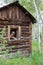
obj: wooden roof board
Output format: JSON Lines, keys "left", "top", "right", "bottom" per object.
{"left": 0, "top": 1, "right": 36, "bottom": 24}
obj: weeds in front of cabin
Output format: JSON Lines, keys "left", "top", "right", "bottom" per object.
{"left": 0, "top": 26, "right": 14, "bottom": 55}
{"left": 0, "top": 51, "right": 42, "bottom": 65}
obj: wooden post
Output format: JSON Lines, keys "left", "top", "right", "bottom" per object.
{"left": 17, "top": 7, "right": 19, "bottom": 19}
{"left": 19, "top": 26, "right": 21, "bottom": 38}
{"left": 8, "top": 25, "right": 10, "bottom": 41}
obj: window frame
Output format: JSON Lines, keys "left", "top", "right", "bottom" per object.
{"left": 8, "top": 25, "right": 21, "bottom": 41}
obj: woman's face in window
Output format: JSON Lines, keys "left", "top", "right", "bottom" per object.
{"left": 11, "top": 31, "right": 15, "bottom": 36}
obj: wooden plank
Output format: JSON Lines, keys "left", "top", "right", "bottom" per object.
{"left": 17, "top": 7, "right": 19, "bottom": 19}
{"left": 8, "top": 25, "right": 10, "bottom": 40}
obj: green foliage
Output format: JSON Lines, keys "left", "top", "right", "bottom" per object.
{"left": 11, "top": 51, "right": 22, "bottom": 58}
{"left": 28, "top": 51, "right": 42, "bottom": 65}
{"left": 32, "top": 40, "right": 38, "bottom": 51}
{"left": 39, "top": 0, "right": 43, "bottom": 10}
{"left": 0, "top": 51, "right": 42, "bottom": 65}
{"left": 0, "top": 26, "right": 7, "bottom": 46}
{"left": 20, "top": 0, "right": 35, "bottom": 14}
{"left": 0, "top": 26, "right": 7, "bottom": 44}
{"left": 40, "top": 4, "right": 43, "bottom": 10}
{"left": 0, "top": 26, "right": 8, "bottom": 54}
{"left": 0, "top": 26, "right": 16, "bottom": 55}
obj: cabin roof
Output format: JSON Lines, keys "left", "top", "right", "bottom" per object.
{"left": 0, "top": 1, "right": 36, "bottom": 24}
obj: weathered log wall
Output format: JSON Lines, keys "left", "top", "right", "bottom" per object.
{"left": 0, "top": 23, "right": 32, "bottom": 56}
{"left": 0, "top": 4, "right": 32, "bottom": 56}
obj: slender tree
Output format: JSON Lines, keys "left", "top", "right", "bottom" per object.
{"left": 33, "top": 0, "right": 41, "bottom": 52}
{"left": 33, "top": 0, "right": 43, "bottom": 53}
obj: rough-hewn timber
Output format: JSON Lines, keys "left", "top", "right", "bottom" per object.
{"left": 0, "top": 1, "right": 35, "bottom": 56}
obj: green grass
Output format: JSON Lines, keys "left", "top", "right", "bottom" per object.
{"left": 32, "top": 40, "right": 38, "bottom": 51}
{"left": 0, "top": 40, "right": 42, "bottom": 65}
{"left": 0, "top": 51, "right": 42, "bottom": 65}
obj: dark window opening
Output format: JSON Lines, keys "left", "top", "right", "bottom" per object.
{"left": 10, "top": 28, "right": 18, "bottom": 41}
{"left": 10, "top": 28, "right": 17, "bottom": 37}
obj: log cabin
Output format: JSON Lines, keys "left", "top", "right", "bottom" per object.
{"left": 0, "top": 1, "right": 36, "bottom": 56}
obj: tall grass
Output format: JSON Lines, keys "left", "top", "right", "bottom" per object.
{"left": 0, "top": 51, "right": 42, "bottom": 65}
{"left": 28, "top": 51, "right": 42, "bottom": 65}
{"left": 32, "top": 40, "right": 38, "bottom": 51}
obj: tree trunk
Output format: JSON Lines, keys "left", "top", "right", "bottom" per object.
{"left": 33, "top": 0, "right": 41, "bottom": 53}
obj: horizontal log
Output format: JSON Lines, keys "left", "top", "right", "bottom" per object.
{"left": 8, "top": 40, "right": 29, "bottom": 44}
{"left": 0, "top": 18, "right": 30, "bottom": 22}
{"left": 9, "top": 48, "right": 30, "bottom": 53}
{"left": 7, "top": 42, "right": 30, "bottom": 46}
{"left": 0, "top": 21, "right": 29, "bottom": 26}
{"left": 6, "top": 42, "right": 30, "bottom": 47}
